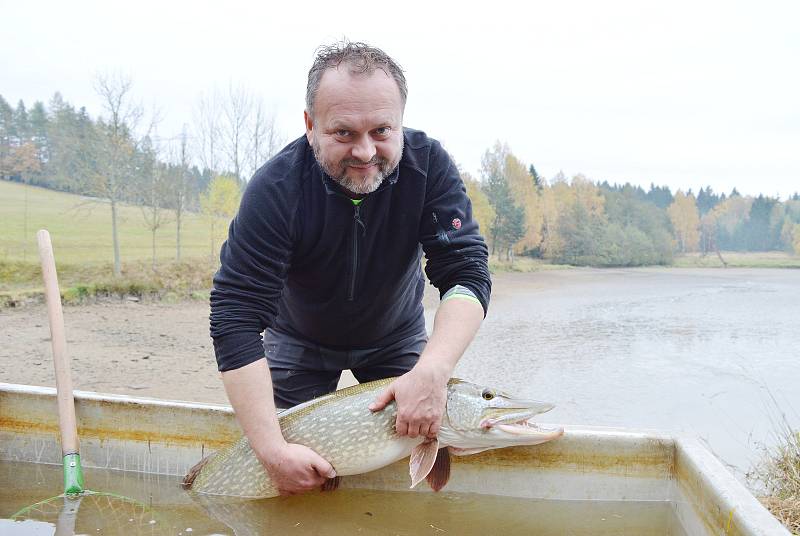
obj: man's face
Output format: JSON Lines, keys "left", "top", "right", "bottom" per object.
{"left": 305, "top": 67, "right": 404, "bottom": 195}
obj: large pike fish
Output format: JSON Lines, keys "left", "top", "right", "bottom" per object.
{"left": 183, "top": 377, "right": 563, "bottom": 498}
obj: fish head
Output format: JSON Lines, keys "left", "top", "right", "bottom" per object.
{"left": 439, "top": 379, "right": 563, "bottom": 449}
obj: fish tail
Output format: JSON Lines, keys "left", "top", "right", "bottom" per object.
{"left": 181, "top": 452, "right": 216, "bottom": 489}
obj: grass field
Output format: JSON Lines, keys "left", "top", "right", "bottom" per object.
{"left": 1, "top": 180, "right": 226, "bottom": 306}
{"left": 0, "top": 180, "right": 222, "bottom": 265}
{"left": 673, "top": 251, "right": 800, "bottom": 269}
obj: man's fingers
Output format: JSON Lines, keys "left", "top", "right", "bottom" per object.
{"left": 419, "top": 423, "right": 432, "bottom": 439}
{"left": 428, "top": 421, "right": 441, "bottom": 438}
{"left": 369, "top": 386, "right": 396, "bottom": 412}
{"left": 394, "top": 416, "right": 409, "bottom": 436}
{"left": 312, "top": 457, "right": 337, "bottom": 479}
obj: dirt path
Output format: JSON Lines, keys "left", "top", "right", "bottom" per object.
{"left": 0, "top": 300, "right": 227, "bottom": 403}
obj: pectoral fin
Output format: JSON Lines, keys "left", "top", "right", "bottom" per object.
{"left": 409, "top": 438, "right": 439, "bottom": 489}
{"left": 426, "top": 447, "right": 451, "bottom": 492}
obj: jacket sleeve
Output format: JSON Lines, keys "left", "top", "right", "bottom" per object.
{"left": 209, "top": 171, "right": 295, "bottom": 371}
{"left": 420, "top": 141, "right": 492, "bottom": 316}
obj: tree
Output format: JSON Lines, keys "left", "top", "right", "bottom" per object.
{"left": 646, "top": 183, "right": 674, "bottom": 209}
{"left": 0, "top": 95, "right": 13, "bottom": 180}
{"left": 194, "top": 85, "right": 282, "bottom": 183}
{"left": 170, "top": 125, "right": 194, "bottom": 261}
{"left": 9, "top": 142, "right": 42, "bottom": 262}
{"left": 506, "top": 153, "right": 543, "bottom": 254}
{"left": 194, "top": 90, "right": 222, "bottom": 175}
{"left": 529, "top": 164, "right": 542, "bottom": 190}
{"left": 136, "top": 136, "right": 172, "bottom": 270}
{"left": 667, "top": 191, "right": 700, "bottom": 252}
{"left": 249, "top": 101, "right": 283, "bottom": 179}
{"left": 92, "top": 72, "right": 145, "bottom": 276}
{"left": 480, "top": 142, "right": 526, "bottom": 260}
{"left": 696, "top": 186, "right": 720, "bottom": 215}
{"left": 553, "top": 176, "right": 607, "bottom": 265}
{"left": 221, "top": 83, "right": 252, "bottom": 183}
{"left": 461, "top": 170, "right": 494, "bottom": 238}
{"left": 602, "top": 187, "right": 673, "bottom": 265}
{"left": 740, "top": 195, "right": 779, "bottom": 251}
{"left": 28, "top": 101, "right": 49, "bottom": 176}
{"left": 200, "top": 175, "right": 241, "bottom": 258}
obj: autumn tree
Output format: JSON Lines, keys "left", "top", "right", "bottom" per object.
{"left": 200, "top": 175, "right": 241, "bottom": 258}
{"left": 667, "top": 191, "right": 700, "bottom": 252}
{"left": 506, "top": 152, "right": 543, "bottom": 254}
{"left": 461, "top": 170, "right": 494, "bottom": 238}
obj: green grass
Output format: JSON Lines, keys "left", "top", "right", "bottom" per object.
{"left": 0, "top": 180, "right": 225, "bottom": 306}
{"left": 673, "top": 251, "right": 800, "bottom": 269}
{"left": 0, "top": 180, "right": 223, "bottom": 264}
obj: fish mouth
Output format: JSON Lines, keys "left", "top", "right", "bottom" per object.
{"left": 479, "top": 398, "right": 555, "bottom": 429}
{"left": 494, "top": 420, "right": 564, "bottom": 440}
{"left": 478, "top": 399, "right": 563, "bottom": 442}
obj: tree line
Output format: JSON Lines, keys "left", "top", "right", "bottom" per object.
{"left": 0, "top": 75, "right": 280, "bottom": 273}
{"left": 465, "top": 142, "right": 800, "bottom": 266}
{"left": 2, "top": 83, "right": 799, "bottom": 271}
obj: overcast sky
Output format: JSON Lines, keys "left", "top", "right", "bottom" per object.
{"left": 2, "top": 0, "right": 798, "bottom": 198}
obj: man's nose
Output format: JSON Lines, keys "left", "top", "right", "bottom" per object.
{"left": 351, "top": 135, "right": 376, "bottom": 163}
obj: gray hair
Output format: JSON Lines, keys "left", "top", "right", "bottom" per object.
{"left": 306, "top": 41, "right": 407, "bottom": 117}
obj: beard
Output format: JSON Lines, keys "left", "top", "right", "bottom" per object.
{"left": 312, "top": 136, "right": 403, "bottom": 196}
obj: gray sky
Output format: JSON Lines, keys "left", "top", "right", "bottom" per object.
{"left": 2, "top": 0, "right": 798, "bottom": 198}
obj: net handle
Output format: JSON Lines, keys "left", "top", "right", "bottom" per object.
{"left": 37, "top": 230, "right": 80, "bottom": 456}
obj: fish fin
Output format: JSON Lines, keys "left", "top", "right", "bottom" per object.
{"left": 409, "top": 438, "right": 439, "bottom": 489}
{"left": 321, "top": 476, "right": 341, "bottom": 493}
{"left": 448, "top": 446, "right": 493, "bottom": 456}
{"left": 181, "top": 453, "right": 216, "bottom": 489}
{"left": 426, "top": 447, "right": 451, "bottom": 492}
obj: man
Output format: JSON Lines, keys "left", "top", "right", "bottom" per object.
{"left": 210, "top": 41, "right": 491, "bottom": 495}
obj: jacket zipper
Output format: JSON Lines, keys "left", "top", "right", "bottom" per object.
{"left": 349, "top": 203, "right": 366, "bottom": 301}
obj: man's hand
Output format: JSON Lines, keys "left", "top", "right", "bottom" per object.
{"left": 257, "top": 441, "right": 336, "bottom": 496}
{"left": 369, "top": 363, "right": 449, "bottom": 438}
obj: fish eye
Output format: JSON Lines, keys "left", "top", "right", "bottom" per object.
{"left": 482, "top": 390, "right": 494, "bottom": 400}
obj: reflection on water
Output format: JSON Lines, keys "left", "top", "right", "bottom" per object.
{"left": 455, "top": 268, "right": 800, "bottom": 474}
{"left": 0, "top": 461, "right": 688, "bottom": 535}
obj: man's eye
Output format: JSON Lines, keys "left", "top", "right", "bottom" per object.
{"left": 336, "top": 130, "right": 350, "bottom": 137}
{"left": 374, "top": 127, "right": 391, "bottom": 136}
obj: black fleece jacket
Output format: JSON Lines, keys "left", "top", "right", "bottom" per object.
{"left": 210, "top": 128, "right": 491, "bottom": 371}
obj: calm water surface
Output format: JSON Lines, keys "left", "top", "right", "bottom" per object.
{"left": 451, "top": 268, "right": 800, "bottom": 475}
{"left": 0, "top": 461, "right": 686, "bottom": 536}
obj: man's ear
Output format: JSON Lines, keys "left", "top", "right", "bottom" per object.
{"left": 304, "top": 110, "right": 313, "bottom": 144}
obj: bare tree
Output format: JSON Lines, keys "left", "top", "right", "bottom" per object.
{"left": 137, "top": 135, "right": 172, "bottom": 270}
{"left": 92, "top": 72, "right": 145, "bottom": 276}
{"left": 249, "top": 101, "right": 283, "bottom": 179}
{"left": 173, "top": 125, "right": 192, "bottom": 261}
{"left": 221, "top": 83, "right": 252, "bottom": 183}
{"left": 194, "top": 85, "right": 283, "bottom": 184}
{"left": 193, "top": 90, "right": 221, "bottom": 174}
